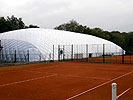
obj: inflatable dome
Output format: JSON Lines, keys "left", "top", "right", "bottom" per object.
{"left": 0, "top": 28, "right": 123, "bottom": 62}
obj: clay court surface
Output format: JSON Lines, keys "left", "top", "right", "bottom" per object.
{"left": 0, "top": 62, "right": 132, "bottom": 100}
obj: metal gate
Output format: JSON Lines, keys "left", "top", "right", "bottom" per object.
{"left": 58, "top": 45, "right": 73, "bottom": 61}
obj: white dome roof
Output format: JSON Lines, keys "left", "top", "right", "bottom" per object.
{"left": 0, "top": 28, "right": 123, "bottom": 62}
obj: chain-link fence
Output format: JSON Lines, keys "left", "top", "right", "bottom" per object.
{"left": 57, "top": 44, "right": 133, "bottom": 64}
{"left": 0, "top": 49, "right": 54, "bottom": 63}
{"left": 0, "top": 43, "right": 132, "bottom": 64}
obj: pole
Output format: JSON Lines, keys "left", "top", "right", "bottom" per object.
{"left": 122, "top": 49, "right": 124, "bottom": 63}
{"left": 103, "top": 44, "right": 105, "bottom": 63}
{"left": 58, "top": 45, "right": 60, "bottom": 61}
{"left": 53, "top": 45, "right": 54, "bottom": 61}
{"left": 27, "top": 50, "right": 29, "bottom": 62}
{"left": 86, "top": 44, "right": 88, "bottom": 62}
{"left": 112, "top": 83, "right": 117, "bottom": 100}
{"left": 0, "top": 40, "right": 1, "bottom": 62}
{"left": 0, "top": 40, "right": 3, "bottom": 62}
{"left": 71, "top": 45, "right": 73, "bottom": 61}
{"left": 14, "top": 50, "right": 16, "bottom": 63}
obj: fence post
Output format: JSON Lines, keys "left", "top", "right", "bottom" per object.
{"left": 27, "top": 50, "right": 29, "bottom": 62}
{"left": 58, "top": 45, "right": 60, "bottom": 61}
{"left": 0, "top": 53, "right": 2, "bottom": 63}
{"left": 14, "top": 50, "right": 16, "bottom": 63}
{"left": 39, "top": 54, "right": 41, "bottom": 62}
{"left": 130, "top": 54, "right": 131, "bottom": 64}
{"left": 53, "top": 45, "right": 54, "bottom": 61}
{"left": 63, "top": 45, "right": 65, "bottom": 61}
{"left": 86, "top": 44, "right": 88, "bottom": 62}
{"left": 0, "top": 40, "right": 3, "bottom": 62}
{"left": 71, "top": 45, "right": 73, "bottom": 61}
{"left": 122, "top": 50, "right": 124, "bottom": 63}
{"left": 103, "top": 44, "right": 105, "bottom": 63}
{"left": 112, "top": 83, "right": 117, "bottom": 100}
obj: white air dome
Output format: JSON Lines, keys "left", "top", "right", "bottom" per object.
{"left": 0, "top": 28, "right": 123, "bottom": 62}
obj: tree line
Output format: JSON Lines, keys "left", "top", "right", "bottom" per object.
{"left": 55, "top": 20, "right": 133, "bottom": 54}
{"left": 0, "top": 16, "right": 132, "bottom": 54}
{"left": 0, "top": 15, "right": 39, "bottom": 33}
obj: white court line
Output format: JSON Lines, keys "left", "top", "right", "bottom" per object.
{"left": 0, "top": 74, "right": 57, "bottom": 87}
{"left": 97, "top": 68, "right": 126, "bottom": 71}
{"left": 23, "top": 70, "right": 109, "bottom": 80}
{"left": 28, "top": 65, "right": 59, "bottom": 70}
{"left": 58, "top": 74, "right": 110, "bottom": 80}
{"left": 21, "top": 70, "right": 45, "bottom": 74}
{"left": 0, "top": 65, "right": 59, "bottom": 74}
{"left": 66, "top": 71, "right": 133, "bottom": 100}
{"left": 117, "top": 88, "right": 131, "bottom": 99}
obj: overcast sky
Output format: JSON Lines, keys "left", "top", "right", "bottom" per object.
{"left": 0, "top": 0, "right": 133, "bottom": 32}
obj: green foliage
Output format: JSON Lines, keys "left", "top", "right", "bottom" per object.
{"left": 7, "top": 15, "right": 25, "bottom": 29}
{"left": 55, "top": 19, "right": 79, "bottom": 32}
{"left": 55, "top": 20, "right": 91, "bottom": 34}
{"left": 55, "top": 20, "right": 133, "bottom": 54}
{"left": 26, "top": 24, "right": 39, "bottom": 28}
{"left": 0, "top": 17, "right": 13, "bottom": 33}
{"left": 0, "top": 15, "right": 39, "bottom": 33}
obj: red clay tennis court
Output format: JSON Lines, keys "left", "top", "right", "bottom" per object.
{"left": 0, "top": 62, "right": 132, "bottom": 100}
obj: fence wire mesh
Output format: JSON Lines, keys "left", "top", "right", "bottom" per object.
{"left": 57, "top": 44, "right": 133, "bottom": 64}
{"left": 0, "top": 43, "right": 132, "bottom": 64}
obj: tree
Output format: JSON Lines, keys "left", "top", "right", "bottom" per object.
{"left": 55, "top": 20, "right": 92, "bottom": 34}
{"left": 90, "top": 28, "right": 105, "bottom": 38}
{"left": 0, "top": 17, "right": 7, "bottom": 33}
{"left": 26, "top": 24, "right": 39, "bottom": 28}
{"left": 0, "top": 17, "right": 14, "bottom": 33}
{"left": 7, "top": 15, "right": 25, "bottom": 29}
{"left": 0, "top": 15, "right": 25, "bottom": 33}
{"left": 127, "top": 32, "right": 133, "bottom": 52}
{"left": 0, "top": 15, "right": 40, "bottom": 33}
{"left": 55, "top": 19, "right": 79, "bottom": 32}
